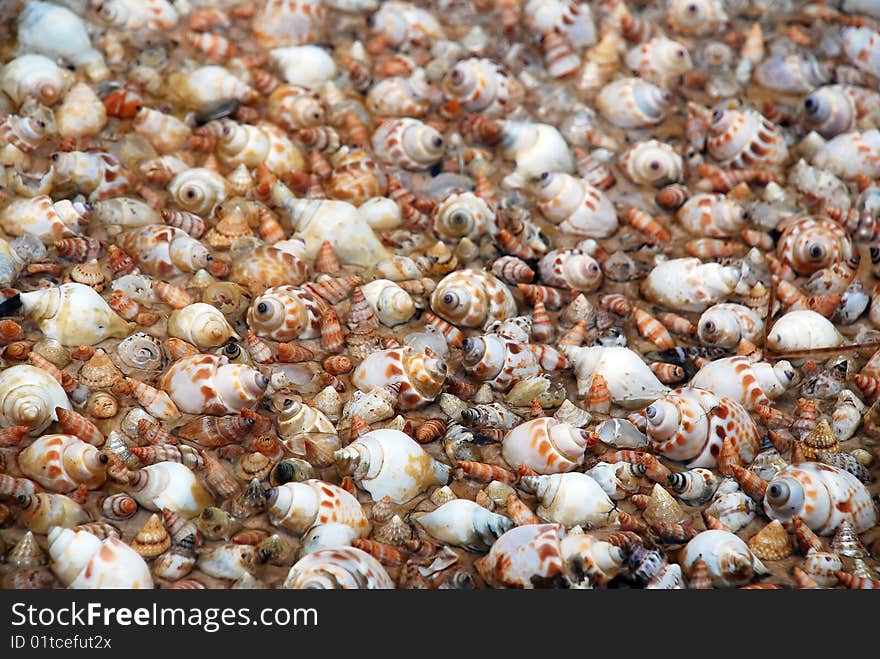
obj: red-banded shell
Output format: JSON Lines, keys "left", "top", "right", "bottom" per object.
{"left": 430, "top": 270, "right": 516, "bottom": 328}
{"left": 371, "top": 117, "right": 444, "bottom": 171}
{"left": 247, "top": 285, "right": 326, "bottom": 341}
{"left": 707, "top": 107, "right": 788, "bottom": 169}
{"left": 776, "top": 216, "right": 854, "bottom": 276}
{"left": 677, "top": 193, "right": 748, "bottom": 238}
{"left": 325, "top": 148, "right": 386, "bottom": 206}
{"left": 690, "top": 357, "right": 795, "bottom": 410}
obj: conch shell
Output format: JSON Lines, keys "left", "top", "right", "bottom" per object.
{"left": 157, "top": 354, "right": 269, "bottom": 415}
{"left": 416, "top": 499, "right": 513, "bottom": 551}
{"left": 19, "top": 283, "right": 132, "bottom": 346}
{"left": 561, "top": 345, "right": 668, "bottom": 407}
{"left": 519, "top": 472, "right": 618, "bottom": 528}
{"left": 17, "top": 434, "right": 107, "bottom": 492}
{"left": 641, "top": 258, "right": 743, "bottom": 313}
{"left": 690, "top": 357, "right": 795, "bottom": 410}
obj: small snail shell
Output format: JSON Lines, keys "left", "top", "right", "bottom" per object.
{"left": 18, "top": 434, "right": 107, "bottom": 493}
{"left": 253, "top": 0, "right": 326, "bottom": 48}
{"left": 519, "top": 472, "right": 617, "bottom": 529}
{"left": 677, "top": 194, "right": 748, "bottom": 238}
{"left": 128, "top": 462, "right": 213, "bottom": 518}
{"left": 0, "top": 54, "right": 69, "bottom": 107}
{"left": 461, "top": 333, "right": 538, "bottom": 392}
{"left": 277, "top": 402, "right": 336, "bottom": 440}
{"left": 434, "top": 192, "right": 494, "bottom": 242}
{"left": 502, "top": 418, "right": 591, "bottom": 474}
{"left": 360, "top": 279, "right": 416, "bottom": 327}
{"left": 157, "top": 354, "right": 269, "bottom": 416}
{"left": 268, "top": 85, "right": 325, "bottom": 130}
{"left": 93, "top": 0, "right": 179, "bottom": 31}
{"left": 52, "top": 151, "right": 128, "bottom": 201}
{"left": 167, "top": 167, "right": 228, "bottom": 216}
{"left": 297, "top": 523, "right": 355, "bottom": 557}
{"left": 369, "top": 1, "right": 444, "bottom": 50}
{"left": 832, "top": 390, "right": 865, "bottom": 442}
{"left": 645, "top": 387, "right": 761, "bottom": 468}
{"left": 538, "top": 249, "right": 603, "bottom": 292}
{"left": 524, "top": 0, "right": 596, "bottom": 48}
{"left": 283, "top": 547, "right": 393, "bottom": 589}
{"left": 596, "top": 78, "right": 670, "bottom": 129}
{"left": 764, "top": 462, "right": 877, "bottom": 535}
{"left": 55, "top": 82, "right": 106, "bottom": 138}
{"left": 532, "top": 172, "right": 618, "bottom": 237}
{"left": 168, "top": 65, "right": 257, "bottom": 112}
{"left": 707, "top": 107, "right": 788, "bottom": 169}
{"left": 697, "top": 303, "right": 764, "bottom": 348}
{"left": 619, "top": 140, "right": 684, "bottom": 188}
{"left": 666, "top": 0, "right": 727, "bottom": 36}
{"left": 766, "top": 310, "right": 844, "bottom": 352}
{"left": 266, "top": 479, "right": 370, "bottom": 535}
{"left": 416, "top": 499, "right": 513, "bottom": 551}
{"left": 755, "top": 54, "right": 831, "bottom": 94}
{"left": 802, "top": 85, "right": 880, "bottom": 139}
{"left": 624, "top": 37, "right": 692, "bottom": 86}
{"left": 442, "top": 58, "right": 519, "bottom": 116}
{"left": 351, "top": 348, "right": 447, "bottom": 410}
{"left": 842, "top": 27, "right": 880, "bottom": 79}
{"left": 47, "top": 527, "right": 152, "bottom": 589}
{"left": 0, "top": 365, "right": 71, "bottom": 434}
{"left": 115, "top": 332, "right": 165, "bottom": 375}
{"left": 430, "top": 270, "right": 516, "bottom": 328}
{"left": 17, "top": 2, "right": 108, "bottom": 81}
{"left": 641, "top": 257, "right": 743, "bottom": 313}
{"left": 167, "top": 303, "right": 239, "bottom": 349}
{"left": 585, "top": 462, "right": 641, "bottom": 500}
{"left": 498, "top": 121, "right": 575, "bottom": 189}
{"left": 271, "top": 45, "right": 337, "bottom": 88}
{"left": 777, "top": 216, "right": 854, "bottom": 276}
{"left": 326, "top": 148, "right": 386, "bottom": 207}
{"left": 247, "top": 285, "right": 326, "bottom": 342}
{"left": 681, "top": 530, "right": 763, "bottom": 588}
{"left": 133, "top": 107, "right": 190, "bottom": 154}
{"left": 0, "top": 196, "right": 80, "bottom": 244}
{"left": 92, "top": 197, "right": 161, "bottom": 229}
{"left": 371, "top": 118, "right": 444, "bottom": 171}
{"left": 667, "top": 468, "right": 719, "bottom": 505}
{"left": 118, "top": 225, "right": 212, "bottom": 277}
{"left": 196, "top": 544, "right": 258, "bottom": 581}
{"left": 334, "top": 429, "right": 451, "bottom": 503}
{"left": 368, "top": 68, "right": 433, "bottom": 118}
{"left": 18, "top": 493, "right": 89, "bottom": 534}
{"left": 690, "top": 357, "right": 795, "bottom": 410}
{"left": 560, "top": 345, "right": 668, "bottom": 407}
{"left": 811, "top": 130, "right": 880, "bottom": 181}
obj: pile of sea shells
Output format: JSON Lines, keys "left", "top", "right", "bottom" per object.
{"left": 1, "top": 0, "right": 880, "bottom": 590}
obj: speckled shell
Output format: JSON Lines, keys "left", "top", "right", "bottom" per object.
{"left": 533, "top": 173, "right": 618, "bottom": 237}
{"left": 562, "top": 345, "right": 669, "bottom": 407}
{"left": 20, "top": 283, "right": 131, "bottom": 347}
{"left": 48, "top": 527, "right": 152, "bottom": 589}
{"left": 167, "top": 168, "right": 228, "bottom": 216}
{"left": 677, "top": 194, "right": 748, "bottom": 238}
{"left": 351, "top": 347, "right": 447, "bottom": 410}
{"left": 0, "top": 196, "right": 81, "bottom": 244}
{"left": 697, "top": 303, "right": 764, "bottom": 348}
{"left": 641, "top": 258, "right": 742, "bottom": 313}
{"left": 230, "top": 245, "right": 310, "bottom": 292}
{"left": 596, "top": 78, "right": 670, "bottom": 129}
{"left": 666, "top": 0, "right": 727, "bottom": 36}
{"left": 253, "top": 0, "right": 326, "bottom": 48}
{"left": 524, "top": 0, "right": 596, "bottom": 49}
{"left": 167, "top": 303, "right": 239, "bottom": 349}
{"left": 158, "top": 354, "right": 268, "bottom": 416}
{"left": 128, "top": 462, "right": 213, "bottom": 518}
{"left": 55, "top": 82, "right": 106, "bottom": 138}
{"left": 645, "top": 387, "right": 761, "bottom": 468}
{"left": 370, "top": 1, "right": 444, "bottom": 50}
{"left": 521, "top": 472, "right": 617, "bottom": 528}
{"left": 416, "top": 499, "right": 513, "bottom": 550}
{"left": 18, "top": 434, "right": 106, "bottom": 492}
{"left": 325, "top": 149, "right": 386, "bottom": 207}
{"left": 810, "top": 130, "right": 880, "bottom": 180}
{"left": 371, "top": 118, "right": 444, "bottom": 171}
{"left": 499, "top": 121, "right": 575, "bottom": 189}
{"left": 690, "top": 357, "right": 795, "bottom": 410}
{"left": 283, "top": 547, "right": 393, "bottom": 589}
{"left": 842, "top": 27, "right": 880, "bottom": 79}
{"left": 766, "top": 310, "right": 844, "bottom": 352}
{"left": 434, "top": 192, "right": 494, "bottom": 242}
{"left": 268, "top": 84, "right": 325, "bottom": 130}
{"left": 168, "top": 66, "right": 257, "bottom": 112}
{"left": 538, "top": 249, "right": 603, "bottom": 291}
{"left": 777, "top": 217, "right": 854, "bottom": 276}
{"left": 334, "top": 429, "right": 450, "bottom": 503}
{"left": 502, "top": 418, "right": 590, "bottom": 475}
{"left": 266, "top": 479, "right": 370, "bottom": 535}
{"left": 118, "top": 225, "right": 211, "bottom": 278}
{"left": 430, "top": 270, "right": 516, "bottom": 328}
{"left": 475, "top": 523, "right": 566, "bottom": 588}
{"left": 247, "top": 285, "right": 326, "bottom": 342}
{"left": 360, "top": 280, "right": 416, "bottom": 327}
{"left": 681, "top": 530, "right": 760, "bottom": 588}
{"left": 461, "top": 334, "right": 538, "bottom": 392}
{"left": 764, "top": 462, "right": 878, "bottom": 535}
{"left": 0, "top": 54, "right": 69, "bottom": 107}
{"left": 442, "top": 58, "right": 519, "bottom": 116}
{"left": 619, "top": 140, "right": 684, "bottom": 188}
{"left": 17, "top": 2, "right": 108, "bottom": 80}
{"left": 708, "top": 108, "right": 788, "bottom": 169}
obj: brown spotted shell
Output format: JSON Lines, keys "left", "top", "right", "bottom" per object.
{"left": 351, "top": 346, "right": 447, "bottom": 410}
{"left": 776, "top": 216, "right": 854, "bottom": 276}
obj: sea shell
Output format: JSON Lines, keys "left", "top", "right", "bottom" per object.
{"left": 19, "top": 283, "right": 131, "bottom": 346}
{"left": 690, "top": 357, "right": 795, "bottom": 410}
{"left": 538, "top": 249, "right": 603, "bottom": 292}
{"left": 747, "top": 520, "right": 792, "bottom": 561}
{"left": 619, "top": 140, "right": 684, "bottom": 188}
{"left": 519, "top": 472, "right": 617, "bottom": 529}
{"left": 283, "top": 547, "right": 393, "bottom": 589}
{"left": 47, "top": 527, "right": 152, "bottom": 588}
{"left": 168, "top": 66, "right": 256, "bottom": 112}
{"left": 641, "top": 258, "right": 743, "bottom": 313}
{"left": 334, "top": 429, "right": 451, "bottom": 503}
{"left": 167, "top": 168, "right": 228, "bottom": 216}
{"left": 804, "top": 85, "right": 880, "bottom": 139}
{"left": 496, "top": 121, "right": 575, "bottom": 189}
{"left": 842, "top": 27, "right": 880, "bottom": 79}
{"left": 532, "top": 173, "right": 617, "bottom": 238}
{"left": 442, "top": 58, "right": 519, "bottom": 116}
{"left": 755, "top": 54, "right": 831, "bottom": 95}
{"left": 677, "top": 194, "right": 748, "bottom": 238}
{"left": 128, "top": 462, "right": 212, "bottom": 518}
{"left": 502, "top": 418, "right": 591, "bottom": 475}
{"left": 561, "top": 345, "right": 668, "bottom": 407}
{"left": 596, "top": 78, "right": 670, "bottom": 129}
{"left": 523, "top": 0, "right": 596, "bottom": 49}
{"left": 666, "top": 0, "right": 727, "bottom": 36}
{"left": 253, "top": 0, "right": 325, "bottom": 48}
{"left": 325, "top": 148, "right": 386, "bottom": 207}
{"left": 17, "top": 434, "right": 107, "bottom": 492}
{"left": 697, "top": 303, "right": 764, "bottom": 349}
{"left": 624, "top": 37, "right": 692, "bottom": 86}
{"left": 681, "top": 530, "right": 764, "bottom": 588}
{"left": 810, "top": 131, "right": 880, "bottom": 180}
{"left": 18, "top": 493, "right": 89, "bottom": 534}
{"left": 360, "top": 280, "right": 416, "bottom": 327}
{"left": 0, "top": 54, "right": 69, "bottom": 107}
{"left": 433, "top": 192, "right": 494, "bottom": 242}
{"left": 157, "top": 354, "right": 269, "bottom": 415}
{"left": 430, "top": 270, "right": 516, "bottom": 327}
{"left": 0, "top": 364, "right": 71, "bottom": 434}
{"left": 668, "top": 468, "right": 719, "bottom": 505}
{"left": 271, "top": 46, "right": 337, "bottom": 88}
{"left": 265, "top": 479, "right": 370, "bottom": 536}
{"left": 416, "top": 499, "right": 513, "bottom": 551}
{"left": 351, "top": 347, "right": 446, "bottom": 410}
{"left": 0, "top": 196, "right": 80, "bottom": 244}
{"left": 707, "top": 107, "right": 788, "bottom": 170}
{"left": 369, "top": 1, "right": 444, "bottom": 50}
{"left": 167, "top": 303, "right": 239, "bottom": 349}
{"left": 766, "top": 310, "right": 845, "bottom": 352}
{"left": 371, "top": 118, "right": 444, "bottom": 171}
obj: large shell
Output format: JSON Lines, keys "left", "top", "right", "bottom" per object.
{"left": 253, "top": 0, "right": 326, "bottom": 48}
{"left": 334, "top": 429, "right": 451, "bottom": 503}
{"left": 167, "top": 168, "right": 228, "bottom": 216}
{"left": 416, "top": 499, "right": 513, "bottom": 550}
{"left": 707, "top": 107, "right": 788, "bottom": 169}
{"left": 842, "top": 27, "right": 880, "bottom": 79}
{"left": 157, "top": 354, "right": 269, "bottom": 415}
{"left": 442, "top": 58, "right": 519, "bottom": 116}
{"left": 430, "top": 270, "right": 516, "bottom": 327}
{"left": 641, "top": 258, "right": 743, "bottom": 313}
{"left": 561, "top": 345, "right": 668, "bottom": 407}
{"left": 681, "top": 530, "right": 762, "bottom": 588}
{"left": 596, "top": 78, "right": 670, "bottom": 129}
{"left": 266, "top": 479, "right": 370, "bottom": 536}
{"left": 690, "top": 357, "right": 795, "bottom": 410}
{"left": 19, "top": 284, "right": 131, "bottom": 346}
{"left": 230, "top": 244, "right": 309, "bottom": 293}
{"left": 118, "top": 225, "right": 211, "bottom": 278}
{"left": 325, "top": 149, "right": 386, "bottom": 207}
{"left": 371, "top": 118, "right": 444, "bottom": 171}
{"left": 533, "top": 173, "right": 618, "bottom": 237}
{"left": 128, "top": 462, "right": 213, "bottom": 518}
{"left": 475, "top": 523, "right": 566, "bottom": 588}
{"left": 766, "top": 310, "right": 844, "bottom": 352}
{"left": 624, "top": 37, "right": 692, "bottom": 86}
{"left": 538, "top": 249, "right": 603, "bottom": 291}
{"left": 18, "top": 493, "right": 88, "bottom": 534}
{"left": 18, "top": 434, "right": 107, "bottom": 492}
{"left": 0, "top": 364, "right": 71, "bottom": 434}
{"left": 645, "top": 387, "right": 761, "bottom": 468}
{"left": 619, "top": 140, "right": 684, "bottom": 188}
{"left": 519, "top": 472, "right": 617, "bottom": 528}
{"left": 167, "top": 303, "right": 239, "bottom": 349}
{"left": 754, "top": 54, "right": 831, "bottom": 95}
{"left": 434, "top": 192, "right": 495, "bottom": 242}
{"left": 502, "top": 418, "right": 591, "bottom": 474}
{"left": 17, "top": 2, "right": 108, "bottom": 80}
{"left": 48, "top": 527, "right": 152, "bottom": 589}
{"left": 283, "top": 547, "right": 393, "bottom": 589}
{"left": 0, "top": 196, "right": 80, "bottom": 243}
{"left": 498, "top": 121, "right": 575, "bottom": 189}
{"left": 666, "top": 0, "right": 727, "bottom": 35}
{"left": 0, "top": 54, "right": 69, "bottom": 107}
{"left": 168, "top": 66, "right": 256, "bottom": 112}
{"left": 811, "top": 131, "right": 880, "bottom": 181}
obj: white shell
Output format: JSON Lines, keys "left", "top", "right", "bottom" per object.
{"left": 766, "top": 310, "right": 844, "bottom": 352}
{"left": 128, "top": 462, "right": 213, "bottom": 518}
{"left": 55, "top": 82, "right": 106, "bottom": 138}
{"left": 690, "top": 357, "right": 795, "bottom": 410}
{"left": 271, "top": 46, "right": 337, "bottom": 88}
{"left": 283, "top": 546, "right": 393, "bottom": 589}
{"left": 20, "top": 283, "right": 131, "bottom": 346}
{"left": 499, "top": 121, "right": 575, "bottom": 189}
{"left": 168, "top": 66, "right": 256, "bottom": 112}
{"left": 810, "top": 130, "right": 880, "bottom": 180}
{"left": 619, "top": 140, "right": 684, "bottom": 187}
{"left": 0, "top": 196, "right": 81, "bottom": 243}
{"left": 502, "top": 417, "right": 590, "bottom": 474}
{"left": 641, "top": 258, "right": 743, "bottom": 313}
{"left": 18, "top": 2, "right": 109, "bottom": 80}
{"left": 0, "top": 365, "right": 71, "bottom": 435}
{"left": 524, "top": 0, "right": 596, "bottom": 48}
{"left": 48, "top": 527, "right": 152, "bottom": 589}
{"left": 533, "top": 173, "right": 618, "bottom": 237}
{"left": 167, "top": 168, "right": 228, "bottom": 216}
{"left": 561, "top": 345, "right": 669, "bottom": 407}
{"left": 358, "top": 197, "right": 402, "bottom": 231}
{"left": 596, "top": 78, "right": 670, "bottom": 128}
{"left": 18, "top": 434, "right": 106, "bottom": 492}
{"left": 842, "top": 27, "right": 880, "bottom": 79}
{"left": 299, "top": 522, "right": 358, "bottom": 556}
{"left": 360, "top": 279, "right": 416, "bottom": 327}
{"left": 0, "top": 54, "right": 69, "bottom": 107}
{"left": 697, "top": 303, "right": 764, "bottom": 348}
{"left": 682, "top": 530, "right": 762, "bottom": 588}
{"left": 624, "top": 37, "right": 693, "bottom": 86}
{"left": 520, "top": 472, "right": 618, "bottom": 528}
{"left": 133, "top": 107, "right": 191, "bottom": 154}
{"left": 167, "top": 303, "right": 239, "bottom": 349}
{"left": 266, "top": 480, "right": 370, "bottom": 536}
{"left": 416, "top": 499, "right": 513, "bottom": 550}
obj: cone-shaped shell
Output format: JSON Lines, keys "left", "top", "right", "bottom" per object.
{"left": 130, "top": 513, "right": 170, "bottom": 559}
{"left": 7, "top": 531, "right": 45, "bottom": 569}
{"left": 831, "top": 520, "right": 868, "bottom": 557}
{"left": 643, "top": 483, "right": 687, "bottom": 527}
{"left": 747, "top": 520, "right": 793, "bottom": 560}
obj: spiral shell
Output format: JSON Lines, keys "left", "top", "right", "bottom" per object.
{"left": 625, "top": 37, "right": 692, "bottom": 86}
{"left": 764, "top": 462, "right": 877, "bottom": 535}
{"left": 229, "top": 245, "right": 309, "bottom": 293}
{"left": 681, "top": 530, "right": 762, "bottom": 588}
{"left": 18, "top": 434, "right": 107, "bottom": 493}
{"left": 325, "top": 149, "right": 386, "bottom": 207}
{"left": 369, "top": 1, "right": 444, "bottom": 51}
{"left": 538, "top": 249, "right": 603, "bottom": 292}
{"left": 167, "top": 168, "right": 228, "bottom": 216}
{"left": 118, "top": 225, "right": 211, "bottom": 278}
{"left": 777, "top": 216, "right": 854, "bottom": 276}
{"left": 128, "top": 462, "right": 213, "bottom": 518}
{"left": 133, "top": 107, "right": 190, "bottom": 154}
{"left": 691, "top": 357, "right": 795, "bottom": 410}
{"left": 434, "top": 192, "right": 494, "bottom": 242}
{"left": 19, "top": 493, "right": 88, "bottom": 534}
{"left": 0, "top": 54, "right": 69, "bottom": 107}
{"left": 334, "top": 428, "right": 450, "bottom": 504}
{"left": 811, "top": 131, "right": 880, "bottom": 181}
{"left": 677, "top": 194, "right": 748, "bottom": 238}
{"left": 498, "top": 121, "right": 575, "bottom": 189}
{"left": 168, "top": 65, "right": 256, "bottom": 112}
{"left": 519, "top": 472, "right": 617, "bottom": 528}
{"left": 697, "top": 303, "right": 764, "bottom": 349}
{"left": 18, "top": 2, "right": 108, "bottom": 80}
{"left": 461, "top": 333, "right": 538, "bottom": 393}
{"left": 0, "top": 365, "right": 71, "bottom": 435}
{"left": 442, "top": 58, "right": 519, "bottom": 116}
{"left": 158, "top": 354, "right": 268, "bottom": 416}
{"left": 371, "top": 118, "right": 444, "bottom": 171}
{"left": 645, "top": 387, "right": 761, "bottom": 469}
{"left": 247, "top": 285, "right": 326, "bottom": 342}
{"left": 266, "top": 479, "right": 370, "bottom": 535}
{"left": 619, "top": 140, "right": 684, "bottom": 188}
{"left": 502, "top": 418, "right": 591, "bottom": 475}
{"left": 369, "top": 68, "right": 433, "bottom": 118}
{"left": 766, "top": 310, "right": 844, "bottom": 352}
{"left": 803, "top": 85, "right": 880, "bottom": 139}
{"left": 167, "top": 303, "right": 239, "bottom": 349}
{"left": 842, "top": 27, "right": 880, "bottom": 79}
{"left": 666, "top": 0, "right": 727, "bottom": 36}
{"left": 0, "top": 196, "right": 80, "bottom": 244}
{"left": 283, "top": 546, "right": 393, "bottom": 589}
{"left": 524, "top": 0, "right": 596, "bottom": 49}
{"left": 707, "top": 107, "right": 788, "bottom": 170}
{"left": 641, "top": 258, "right": 742, "bottom": 313}
{"left": 596, "top": 78, "right": 670, "bottom": 129}
{"left": 430, "top": 270, "right": 516, "bottom": 328}
{"left": 360, "top": 280, "right": 416, "bottom": 327}
{"left": 416, "top": 499, "right": 513, "bottom": 550}
{"left": 755, "top": 54, "right": 831, "bottom": 95}
{"left": 115, "top": 333, "right": 165, "bottom": 375}
{"left": 532, "top": 172, "right": 618, "bottom": 237}
{"left": 48, "top": 527, "right": 152, "bottom": 589}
